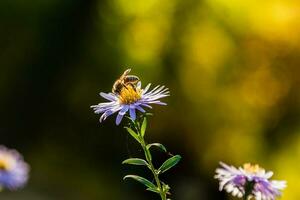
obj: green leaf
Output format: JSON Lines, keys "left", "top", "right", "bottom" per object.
{"left": 125, "top": 115, "right": 135, "bottom": 123}
{"left": 147, "top": 143, "right": 167, "bottom": 153}
{"left": 141, "top": 117, "right": 147, "bottom": 137}
{"left": 122, "top": 158, "right": 148, "bottom": 166}
{"left": 125, "top": 127, "right": 141, "bottom": 144}
{"left": 145, "top": 113, "right": 153, "bottom": 117}
{"left": 123, "top": 175, "right": 157, "bottom": 190}
{"left": 158, "top": 155, "right": 181, "bottom": 174}
{"left": 146, "top": 187, "right": 160, "bottom": 194}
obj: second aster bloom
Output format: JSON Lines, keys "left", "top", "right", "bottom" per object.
{"left": 215, "top": 162, "right": 286, "bottom": 200}
{"left": 0, "top": 146, "right": 29, "bottom": 190}
{"left": 91, "top": 82, "right": 169, "bottom": 125}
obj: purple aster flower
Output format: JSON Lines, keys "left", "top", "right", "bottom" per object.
{"left": 215, "top": 162, "right": 286, "bottom": 200}
{"left": 0, "top": 146, "right": 29, "bottom": 190}
{"left": 91, "top": 81, "right": 169, "bottom": 125}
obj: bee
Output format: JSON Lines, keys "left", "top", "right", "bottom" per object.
{"left": 112, "top": 69, "right": 140, "bottom": 95}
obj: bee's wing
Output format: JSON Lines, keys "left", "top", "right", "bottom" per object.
{"left": 125, "top": 75, "right": 139, "bottom": 79}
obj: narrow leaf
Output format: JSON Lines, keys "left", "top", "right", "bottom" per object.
{"left": 125, "top": 127, "right": 141, "bottom": 144}
{"left": 158, "top": 155, "right": 181, "bottom": 174}
{"left": 146, "top": 187, "right": 160, "bottom": 194}
{"left": 122, "top": 158, "right": 148, "bottom": 166}
{"left": 125, "top": 115, "right": 135, "bottom": 123}
{"left": 145, "top": 113, "right": 153, "bottom": 117}
{"left": 123, "top": 175, "right": 157, "bottom": 190}
{"left": 147, "top": 143, "right": 167, "bottom": 153}
{"left": 141, "top": 117, "right": 147, "bottom": 137}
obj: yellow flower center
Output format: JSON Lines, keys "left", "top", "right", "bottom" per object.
{"left": 0, "top": 154, "right": 16, "bottom": 171}
{"left": 243, "top": 163, "right": 263, "bottom": 174}
{"left": 118, "top": 85, "right": 142, "bottom": 104}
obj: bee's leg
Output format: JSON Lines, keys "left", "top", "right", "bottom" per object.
{"left": 128, "top": 83, "right": 137, "bottom": 91}
{"left": 122, "top": 83, "right": 129, "bottom": 90}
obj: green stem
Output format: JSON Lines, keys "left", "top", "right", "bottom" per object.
{"left": 244, "top": 181, "right": 254, "bottom": 200}
{"left": 132, "top": 120, "right": 167, "bottom": 200}
{"left": 140, "top": 138, "right": 166, "bottom": 200}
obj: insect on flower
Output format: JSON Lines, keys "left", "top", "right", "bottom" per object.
{"left": 215, "top": 162, "right": 286, "bottom": 200}
{"left": 112, "top": 68, "right": 140, "bottom": 95}
{"left": 91, "top": 69, "right": 169, "bottom": 125}
{"left": 0, "top": 146, "right": 29, "bottom": 190}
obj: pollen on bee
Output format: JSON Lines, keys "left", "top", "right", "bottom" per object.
{"left": 118, "top": 85, "right": 142, "bottom": 104}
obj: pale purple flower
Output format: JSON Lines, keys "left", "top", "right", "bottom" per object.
{"left": 215, "top": 162, "right": 286, "bottom": 200}
{"left": 91, "top": 82, "right": 169, "bottom": 125}
{"left": 0, "top": 146, "right": 29, "bottom": 190}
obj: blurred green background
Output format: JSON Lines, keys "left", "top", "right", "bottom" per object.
{"left": 1, "top": 0, "right": 300, "bottom": 199}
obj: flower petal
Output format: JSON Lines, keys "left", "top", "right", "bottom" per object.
{"left": 115, "top": 105, "right": 129, "bottom": 125}
{"left": 140, "top": 103, "right": 152, "bottom": 109}
{"left": 129, "top": 107, "right": 136, "bottom": 120}
{"left": 100, "top": 92, "right": 117, "bottom": 101}
{"left": 116, "top": 114, "right": 124, "bottom": 125}
{"left": 100, "top": 110, "right": 114, "bottom": 122}
{"left": 135, "top": 105, "right": 146, "bottom": 113}
{"left": 142, "top": 83, "right": 151, "bottom": 94}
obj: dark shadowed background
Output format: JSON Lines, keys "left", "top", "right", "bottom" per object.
{"left": 1, "top": 0, "right": 300, "bottom": 199}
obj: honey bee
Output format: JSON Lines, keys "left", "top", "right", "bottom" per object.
{"left": 112, "top": 69, "right": 140, "bottom": 95}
